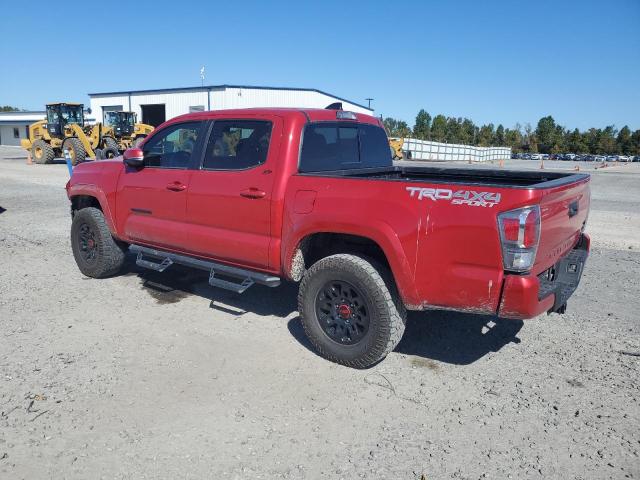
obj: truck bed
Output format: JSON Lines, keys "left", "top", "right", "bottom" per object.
{"left": 305, "top": 165, "right": 590, "bottom": 189}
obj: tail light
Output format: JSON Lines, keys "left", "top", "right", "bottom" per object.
{"left": 498, "top": 205, "right": 541, "bottom": 272}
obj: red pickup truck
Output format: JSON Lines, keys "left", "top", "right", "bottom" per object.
{"left": 66, "top": 107, "right": 590, "bottom": 368}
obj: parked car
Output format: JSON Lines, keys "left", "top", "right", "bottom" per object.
{"left": 531, "top": 154, "right": 542, "bottom": 160}
{"left": 617, "top": 155, "right": 630, "bottom": 162}
{"left": 65, "top": 107, "right": 592, "bottom": 368}
{"left": 565, "top": 154, "right": 577, "bottom": 161}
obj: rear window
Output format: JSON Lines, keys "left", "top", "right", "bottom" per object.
{"left": 299, "top": 122, "right": 391, "bottom": 172}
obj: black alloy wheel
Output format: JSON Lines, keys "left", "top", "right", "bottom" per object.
{"left": 315, "top": 280, "right": 370, "bottom": 345}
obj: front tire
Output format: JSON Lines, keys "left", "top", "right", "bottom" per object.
{"left": 63, "top": 137, "right": 87, "bottom": 165}
{"left": 71, "top": 207, "right": 126, "bottom": 278}
{"left": 31, "top": 139, "right": 55, "bottom": 164}
{"left": 298, "top": 254, "right": 406, "bottom": 368}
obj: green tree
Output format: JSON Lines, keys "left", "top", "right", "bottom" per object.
{"left": 598, "top": 126, "right": 618, "bottom": 154}
{"left": 413, "top": 109, "right": 432, "bottom": 140}
{"left": 430, "top": 115, "right": 448, "bottom": 142}
{"left": 0, "top": 105, "right": 21, "bottom": 112}
{"left": 617, "top": 126, "right": 632, "bottom": 155}
{"left": 535, "top": 115, "right": 558, "bottom": 153}
{"left": 459, "top": 118, "right": 476, "bottom": 145}
{"left": 383, "top": 117, "right": 412, "bottom": 137}
{"left": 630, "top": 130, "right": 640, "bottom": 155}
{"left": 446, "top": 117, "right": 463, "bottom": 144}
{"left": 477, "top": 123, "right": 495, "bottom": 147}
{"left": 566, "top": 128, "right": 588, "bottom": 153}
{"left": 495, "top": 124, "right": 505, "bottom": 146}
{"left": 505, "top": 126, "right": 523, "bottom": 152}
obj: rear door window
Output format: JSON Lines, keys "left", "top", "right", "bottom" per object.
{"left": 202, "top": 120, "right": 272, "bottom": 170}
{"left": 299, "top": 122, "right": 391, "bottom": 172}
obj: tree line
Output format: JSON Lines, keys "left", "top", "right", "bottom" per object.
{"left": 383, "top": 109, "right": 640, "bottom": 155}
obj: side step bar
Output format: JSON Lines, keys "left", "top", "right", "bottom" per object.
{"left": 130, "top": 245, "right": 280, "bottom": 294}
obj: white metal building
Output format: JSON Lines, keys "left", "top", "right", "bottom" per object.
{"left": 88, "top": 84, "right": 373, "bottom": 127}
{"left": 0, "top": 111, "right": 45, "bottom": 146}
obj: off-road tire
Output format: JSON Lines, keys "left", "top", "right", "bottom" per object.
{"left": 71, "top": 207, "right": 126, "bottom": 278}
{"left": 103, "top": 137, "right": 120, "bottom": 158}
{"left": 102, "top": 146, "right": 120, "bottom": 159}
{"left": 298, "top": 254, "right": 406, "bottom": 368}
{"left": 63, "top": 137, "right": 87, "bottom": 165}
{"left": 31, "top": 139, "right": 55, "bottom": 164}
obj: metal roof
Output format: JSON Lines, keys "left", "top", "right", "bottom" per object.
{"left": 88, "top": 84, "right": 373, "bottom": 112}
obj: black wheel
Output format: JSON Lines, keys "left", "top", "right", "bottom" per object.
{"left": 102, "top": 146, "right": 120, "bottom": 159}
{"left": 70, "top": 207, "right": 126, "bottom": 278}
{"left": 63, "top": 137, "right": 87, "bottom": 165}
{"left": 298, "top": 254, "right": 406, "bottom": 368}
{"left": 132, "top": 136, "right": 146, "bottom": 148}
{"left": 31, "top": 139, "right": 55, "bottom": 164}
{"left": 103, "top": 136, "right": 120, "bottom": 154}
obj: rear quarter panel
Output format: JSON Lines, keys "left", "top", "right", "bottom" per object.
{"left": 283, "top": 175, "right": 539, "bottom": 312}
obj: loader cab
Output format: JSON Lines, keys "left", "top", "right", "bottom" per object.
{"left": 46, "top": 103, "right": 84, "bottom": 138}
{"left": 104, "top": 111, "right": 136, "bottom": 137}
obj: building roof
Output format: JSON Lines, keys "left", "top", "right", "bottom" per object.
{"left": 88, "top": 84, "right": 373, "bottom": 112}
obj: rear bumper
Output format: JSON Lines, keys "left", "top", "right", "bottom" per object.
{"left": 498, "top": 233, "right": 590, "bottom": 319}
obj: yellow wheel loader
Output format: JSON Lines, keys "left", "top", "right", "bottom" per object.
{"left": 103, "top": 111, "right": 154, "bottom": 151}
{"left": 389, "top": 138, "right": 406, "bottom": 160}
{"left": 20, "top": 103, "right": 118, "bottom": 165}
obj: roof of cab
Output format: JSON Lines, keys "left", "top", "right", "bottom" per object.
{"left": 164, "top": 108, "right": 382, "bottom": 126}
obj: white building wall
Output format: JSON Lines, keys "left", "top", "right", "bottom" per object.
{"left": 89, "top": 87, "right": 372, "bottom": 126}
{"left": 211, "top": 88, "right": 371, "bottom": 114}
{"left": 0, "top": 111, "right": 45, "bottom": 146}
{"left": 0, "top": 125, "right": 26, "bottom": 146}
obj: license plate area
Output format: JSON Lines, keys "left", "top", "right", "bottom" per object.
{"left": 538, "top": 235, "right": 588, "bottom": 312}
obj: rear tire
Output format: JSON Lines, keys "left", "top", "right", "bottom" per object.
{"left": 298, "top": 254, "right": 406, "bottom": 368}
{"left": 31, "top": 139, "right": 54, "bottom": 164}
{"left": 63, "top": 137, "right": 87, "bottom": 165}
{"left": 71, "top": 207, "right": 126, "bottom": 278}
{"left": 103, "top": 136, "right": 119, "bottom": 153}
{"left": 102, "top": 146, "right": 120, "bottom": 159}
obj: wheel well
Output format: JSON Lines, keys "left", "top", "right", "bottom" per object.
{"left": 290, "top": 233, "right": 391, "bottom": 281}
{"left": 70, "top": 195, "right": 101, "bottom": 217}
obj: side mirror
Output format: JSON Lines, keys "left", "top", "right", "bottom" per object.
{"left": 123, "top": 148, "right": 144, "bottom": 168}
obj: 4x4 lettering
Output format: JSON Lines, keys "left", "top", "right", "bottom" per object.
{"left": 407, "top": 187, "right": 501, "bottom": 207}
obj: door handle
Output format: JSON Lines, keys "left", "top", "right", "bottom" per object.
{"left": 240, "top": 188, "right": 266, "bottom": 199}
{"left": 166, "top": 182, "right": 187, "bottom": 192}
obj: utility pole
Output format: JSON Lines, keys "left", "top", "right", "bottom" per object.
{"left": 365, "top": 98, "right": 373, "bottom": 109}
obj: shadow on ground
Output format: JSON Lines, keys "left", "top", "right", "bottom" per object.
{"left": 122, "top": 254, "right": 522, "bottom": 366}
{"left": 0, "top": 206, "right": 6, "bottom": 214}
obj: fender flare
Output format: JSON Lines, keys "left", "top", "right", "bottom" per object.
{"left": 68, "top": 184, "right": 117, "bottom": 235}
{"left": 283, "top": 220, "right": 420, "bottom": 307}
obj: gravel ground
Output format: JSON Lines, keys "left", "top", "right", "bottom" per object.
{"left": 1, "top": 146, "right": 638, "bottom": 479}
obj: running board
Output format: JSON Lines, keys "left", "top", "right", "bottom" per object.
{"left": 130, "top": 245, "right": 280, "bottom": 293}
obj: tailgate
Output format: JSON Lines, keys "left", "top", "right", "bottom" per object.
{"left": 534, "top": 175, "right": 590, "bottom": 273}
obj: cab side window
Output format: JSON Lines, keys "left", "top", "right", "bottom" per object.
{"left": 202, "top": 120, "right": 272, "bottom": 170}
{"left": 143, "top": 122, "right": 202, "bottom": 169}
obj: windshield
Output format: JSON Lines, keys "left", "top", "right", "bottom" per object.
{"left": 60, "top": 105, "right": 83, "bottom": 125}
{"left": 104, "top": 111, "right": 119, "bottom": 126}
{"left": 104, "top": 111, "right": 136, "bottom": 127}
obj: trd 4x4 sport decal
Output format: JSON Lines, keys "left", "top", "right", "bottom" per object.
{"left": 406, "top": 187, "right": 501, "bottom": 208}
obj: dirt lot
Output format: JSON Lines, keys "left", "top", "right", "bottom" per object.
{"left": 1, "top": 146, "right": 638, "bottom": 479}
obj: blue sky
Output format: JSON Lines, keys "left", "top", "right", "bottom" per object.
{"left": 1, "top": 0, "right": 638, "bottom": 131}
